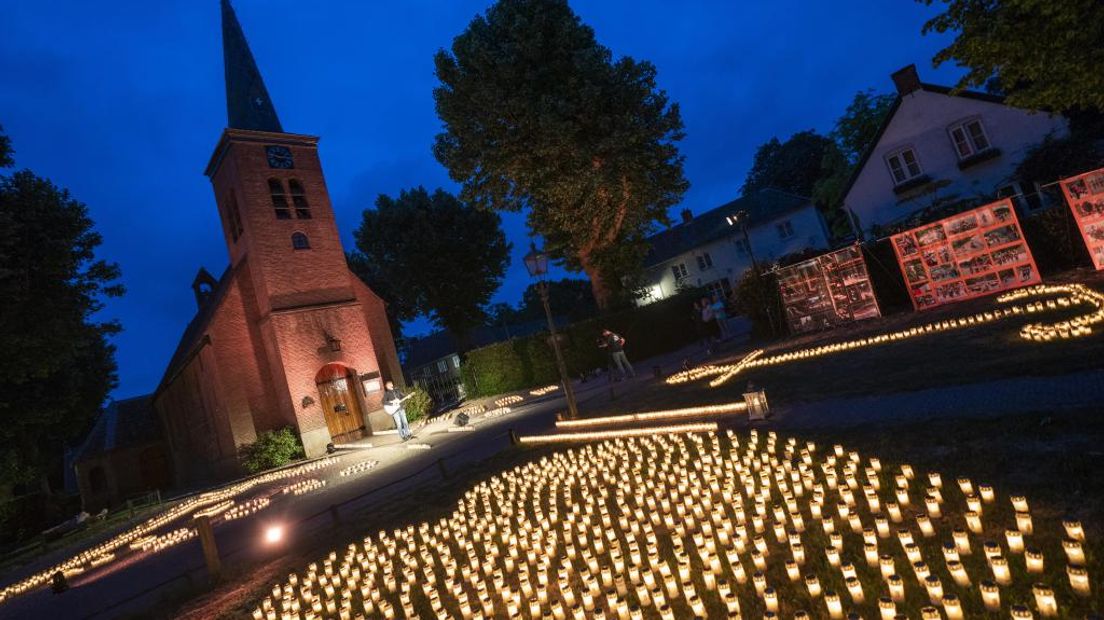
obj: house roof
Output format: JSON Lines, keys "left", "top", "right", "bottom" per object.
{"left": 73, "top": 395, "right": 162, "bottom": 463}
{"left": 643, "top": 188, "right": 811, "bottom": 268}
{"left": 155, "top": 263, "right": 236, "bottom": 394}
{"left": 839, "top": 82, "right": 1011, "bottom": 209}
{"left": 404, "top": 317, "right": 570, "bottom": 370}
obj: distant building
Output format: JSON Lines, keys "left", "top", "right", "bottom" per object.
{"left": 71, "top": 396, "right": 170, "bottom": 512}
{"left": 638, "top": 189, "right": 831, "bottom": 304}
{"left": 152, "top": 1, "right": 402, "bottom": 485}
{"left": 842, "top": 64, "right": 1069, "bottom": 235}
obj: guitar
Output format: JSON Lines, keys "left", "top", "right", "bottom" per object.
{"left": 383, "top": 392, "right": 415, "bottom": 415}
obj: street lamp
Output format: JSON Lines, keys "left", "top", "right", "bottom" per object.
{"left": 523, "top": 244, "right": 580, "bottom": 420}
{"left": 725, "top": 209, "right": 759, "bottom": 275}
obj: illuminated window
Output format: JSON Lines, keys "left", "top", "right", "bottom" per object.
{"left": 885, "top": 147, "right": 923, "bottom": 185}
{"left": 292, "top": 232, "right": 311, "bottom": 250}
{"left": 289, "top": 179, "right": 311, "bottom": 219}
{"left": 948, "top": 118, "right": 991, "bottom": 159}
{"left": 269, "top": 179, "right": 291, "bottom": 219}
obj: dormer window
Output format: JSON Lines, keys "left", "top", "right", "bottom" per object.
{"left": 885, "top": 147, "right": 923, "bottom": 186}
{"left": 948, "top": 118, "right": 991, "bottom": 159}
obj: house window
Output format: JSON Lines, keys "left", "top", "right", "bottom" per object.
{"left": 671, "top": 263, "right": 688, "bottom": 280}
{"left": 291, "top": 232, "right": 311, "bottom": 250}
{"left": 776, "top": 220, "right": 795, "bottom": 240}
{"left": 998, "top": 182, "right": 1047, "bottom": 212}
{"left": 225, "top": 191, "right": 244, "bottom": 242}
{"left": 437, "top": 359, "right": 448, "bottom": 373}
{"left": 696, "top": 252, "right": 713, "bottom": 270}
{"left": 269, "top": 179, "right": 291, "bottom": 219}
{"left": 705, "top": 278, "right": 732, "bottom": 300}
{"left": 948, "top": 118, "right": 991, "bottom": 159}
{"left": 289, "top": 179, "right": 311, "bottom": 219}
{"left": 885, "top": 147, "right": 923, "bottom": 185}
{"left": 451, "top": 355, "right": 461, "bottom": 369}
{"left": 734, "top": 237, "right": 750, "bottom": 256}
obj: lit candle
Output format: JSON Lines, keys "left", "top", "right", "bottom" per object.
{"left": 824, "top": 591, "right": 843, "bottom": 619}
{"left": 1025, "top": 548, "right": 1044, "bottom": 573}
{"left": 878, "top": 597, "right": 896, "bottom": 620}
{"left": 887, "top": 574, "right": 904, "bottom": 602}
{"left": 1067, "top": 563, "right": 1091, "bottom": 597}
{"left": 1006, "top": 529, "right": 1025, "bottom": 554}
{"left": 991, "top": 556, "right": 1012, "bottom": 585}
{"left": 1032, "top": 583, "right": 1057, "bottom": 617}
{"left": 1063, "top": 518, "right": 1084, "bottom": 542}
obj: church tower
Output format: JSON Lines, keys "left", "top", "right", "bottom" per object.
{"left": 155, "top": 1, "right": 402, "bottom": 483}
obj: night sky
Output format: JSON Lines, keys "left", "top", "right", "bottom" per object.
{"left": 0, "top": 1, "right": 964, "bottom": 399}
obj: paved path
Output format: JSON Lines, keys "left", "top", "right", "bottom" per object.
{"left": 772, "top": 368, "right": 1104, "bottom": 430}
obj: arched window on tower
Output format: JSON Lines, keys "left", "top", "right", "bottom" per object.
{"left": 292, "top": 232, "right": 311, "bottom": 250}
{"left": 224, "top": 190, "right": 244, "bottom": 242}
{"left": 269, "top": 179, "right": 291, "bottom": 219}
{"left": 289, "top": 179, "right": 311, "bottom": 219}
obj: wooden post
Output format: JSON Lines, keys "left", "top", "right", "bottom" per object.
{"left": 194, "top": 514, "right": 221, "bottom": 584}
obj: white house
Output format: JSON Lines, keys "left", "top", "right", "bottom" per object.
{"left": 843, "top": 65, "right": 1068, "bottom": 234}
{"left": 638, "top": 188, "right": 831, "bottom": 304}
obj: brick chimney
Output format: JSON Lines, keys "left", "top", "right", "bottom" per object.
{"left": 680, "top": 209, "right": 693, "bottom": 224}
{"left": 891, "top": 64, "right": 922, "bottom": 96}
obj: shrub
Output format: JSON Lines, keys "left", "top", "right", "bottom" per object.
{"left": 403, "top": 386, "right": 433, "bottom": 423}
{"left": 732, "top": 269, "right": 785, "bottom": 338}
{"left": 239, "top": 427, "right": 305, "bottom": 473}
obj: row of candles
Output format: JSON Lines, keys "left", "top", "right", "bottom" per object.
{"left": 250, "top": 428, "right": 1094, "bottom": 620}
{"left": 339, "top": 460, "right": 380, "bottom": 478}
{"left": 283, "top": 478, "right": 327, "bottom": 496}
{"left": 530, "top": 385, "right": 561, "bottom": 397}
{"left": 666, "top": 283, "right": 1102, "bottom": 389}
{"left": 0, "top": 455, "right": 345, "bottom": 604}
{"left": 223, "top": 496, "right": 273, "bottom": 522}
{"left": 495, "top": 395, "right": 525, "bottom": 408}
{"left": 554, "top": 401, "right": 748, "bottom": 430}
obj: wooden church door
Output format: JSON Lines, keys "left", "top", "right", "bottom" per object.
{"left": 315, "top": 365, "right": 366, "bottom": 443}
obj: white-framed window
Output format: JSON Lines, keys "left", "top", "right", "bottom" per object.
{"left": 437, "top": 359, "right": 448, "bottom": 373}
{"left": 885, "top": 147, "right": 923, "bottom": 185}
{"left": 998, "top": 181, "right": 1047, "bottom": 212}
{"left": 671, "top": 263, "right": 688, "bottom": 280}
{"left": 451, "top": 354, "right": 461, "bottom": 369}
{"left": 696, "top": 252, "right": 713, "bottom": 270}
{"left": 948, "top": 118, "right": 991, "bottom": 159}
{"left": 776, "top": 220, "right": 795, "bottom": 240}
{"left": 734, "top": 237, "right": 750, "bottom": 256}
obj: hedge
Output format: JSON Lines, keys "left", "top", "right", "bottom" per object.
{"left": 461, "top": 291, "right": 702, "bottom": 397}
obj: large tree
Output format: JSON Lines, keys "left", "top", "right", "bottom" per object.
{"left": 741, "top": 130, "right": 839, "bottom": 198}
{"left": 351, "top": 187, "right": 510, "bottom": 345}
{"left": 813, "top": 91, "right": 895, "bottom": 218}
{"left": 920, "top": 0, "right": 1104, "bottom": 113}
{"left": 433, "top": 0, "right": 689, "bottom": 309}
{"left": 0, "top": 127, "right": 123, "bottom": 498}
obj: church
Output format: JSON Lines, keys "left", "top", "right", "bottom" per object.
{"left": 151, "top": 0, "right": 403, "bottom": 484}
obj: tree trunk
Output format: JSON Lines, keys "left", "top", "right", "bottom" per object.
{"left": 580, "top": 254, "right": 613, "bottom": 311}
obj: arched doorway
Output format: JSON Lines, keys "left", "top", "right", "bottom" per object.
{"left": 315, "top": 363, "right": 367, "bottom": 443}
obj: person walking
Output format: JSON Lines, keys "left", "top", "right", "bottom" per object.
{"left": 599, "top": 328, "right": 635, "bottom": 380}
{"left": 382, "top": 380, "right": 413, "bottom": 441}
{"left": 711, "top": 292, "right": 730, "bottom": 339}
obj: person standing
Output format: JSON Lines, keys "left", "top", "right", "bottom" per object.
{"left": 700, "top": 296, "right": 716, "bottom": 353}
{"left": 599, "top": 328, "right": 635, "bottom": 380}
{"left": 711, "top": 292, "right": 730, "bottom": 339}
{"left": 382, "top": 380, "right": 413, "bottom": 441}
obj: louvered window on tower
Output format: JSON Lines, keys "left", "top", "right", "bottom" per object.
{"left": 289, "top": 179, "right": 311, "bottom": 219}
{"left": 269, "top": 179, "right": 291, "bottom": 219}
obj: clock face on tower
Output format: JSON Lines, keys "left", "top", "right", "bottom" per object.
{"left": 265, "top": 145, "right": 294, "bottom": 169}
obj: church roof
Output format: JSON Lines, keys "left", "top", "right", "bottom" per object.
{"left": 156, "top": 264, "right": 235, "bottom": 394}
{"left": 221, "top": 0, "right": 283, "bottom": 132}
{"left": 73, "top": 395, "right": 162, "bottom": 463}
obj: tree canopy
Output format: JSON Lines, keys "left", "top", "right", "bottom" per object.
{"left": 432, "top": 0, "right": 688, "bottom": 309}
{"left": 813, "top": 91, "right": 895, "bottom": 219}
{"left": 486, "top": 278, "right": 599, "bottom": 326}
{"left": 920, "top": 0, "right": 1104, "bottom": 113}
{"left": 741, "top": 130, "right": 839, "bottom": 198}
{"left": 0, "top": 127, "right": 123, "bottom": 497}
{"left": 351, "top": 187, "right": 510, "bottom": 345}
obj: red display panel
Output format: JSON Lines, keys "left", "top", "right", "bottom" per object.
{"left": 890, "top": 199, "right": 1041, "bottom": 310}
{"left": 1059, "top": 167, "right": 1104, "bottom": 270}
{"left": 776, "top": 244, "right": 881, "bottom": 334}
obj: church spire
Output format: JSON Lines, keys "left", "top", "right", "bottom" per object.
{"left": 221, "top": 0, "right": 283, "bottom": 132}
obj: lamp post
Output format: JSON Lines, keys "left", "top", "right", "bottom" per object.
{"left": 523, "top": 244, "right": 580, "bottom": 420}
{"left": 725, "top": 210, "right": 759, "bottom": 275}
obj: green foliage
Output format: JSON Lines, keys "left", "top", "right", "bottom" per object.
{"left": 403, "top": 387, "right": 433, "bottom": 423}
{"left": 486, "top": 278, "right": 600, "bottom": 327}
{"left": 0, "top": 157, "right": 123, "bottom": 494}
{"left": 432, "top": 0, "right": 689, "bottom": 309}
{"left": 351, "top": 186, "right": 510, "bottom": 343}
{"left": 741, "top": 130, "right": 839, "bottom": 198}
{"left": 731, "top": 269, "right": 784, "bottom": 339}
{"left": 0, "top": 124, "right": 12, "bottom": 168}
{"left": 462, "top": 292, "right": 701, "bottom": 397}
{"left": 1020, "top": 206, "right": 1093, "bottom": 274}
{"left": 920, "top": 0, "right": 1104, "bottom": 113}
{"left": 239, "top": 427, "right": 305, "bottom": 474}
{"left": 1015, "top": 133, "right": 1104, "bottom": 188}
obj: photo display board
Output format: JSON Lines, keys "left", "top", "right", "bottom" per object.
{"left": 890, "top": 199, "right": 1040, "bottom": 310}
{"left": 1059, "top": 167, "right": 1104, "bottom": 270}
{"left": 776, "top": 244, "right": 881, "bottom": 334}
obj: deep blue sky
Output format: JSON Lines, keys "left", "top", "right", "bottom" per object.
{"left": 0, "top": 1, "right": 963, "bottom": 399}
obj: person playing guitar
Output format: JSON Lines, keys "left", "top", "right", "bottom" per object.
{"left": 382, "top": 381, "right": 415, "bottom": 441}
